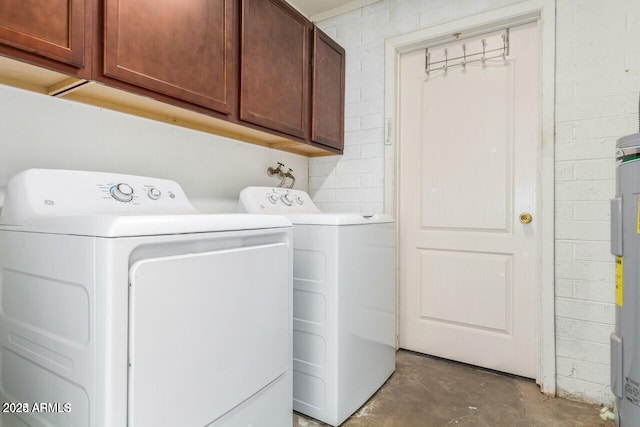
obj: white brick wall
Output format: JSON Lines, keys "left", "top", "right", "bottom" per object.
{"left": 553, "top": 0, "right": 640, "bottom": 404}
{"left": 310, "top": 0, "right": 640, "bottom": 404}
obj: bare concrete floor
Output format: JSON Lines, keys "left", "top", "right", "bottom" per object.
{"left": 294, "top": 349, "right": 615, "bottom": 427}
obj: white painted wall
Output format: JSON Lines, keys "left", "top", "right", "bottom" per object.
{"left": 0, "top": 84, "right": 308, "bottom": 212}
{"left": 311, "top": 0, "right": 640, "bottom": 404}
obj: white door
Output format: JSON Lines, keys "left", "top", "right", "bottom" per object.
{"left": 398, "top": 22, "right": 539, "bottom": 378}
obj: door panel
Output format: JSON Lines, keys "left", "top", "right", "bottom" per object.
{"left": 311, "top": 27, "right": 345, "bottom": 151}
{"left": 0, "top": 0, "right": 85, "bottom": 67}
{"left": 419, "top": 64, "right": 512, "bottom": 231}
{"left": 399, "top": 23, "right": 539, "bottom": 378}
{"left": 240, "top": 0, "right": 309, "bottom": 138}
{"left": 104, "top": 0, "right": 235, "bottom": 114}
{"left": 418, "top": 250, "right": 512, "bottom": 332}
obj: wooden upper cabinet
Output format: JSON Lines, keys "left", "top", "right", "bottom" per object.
{"left": 311, "top": 27, "right": 345, "bottom": 152}
{"left": 239, "top": 0, "right": 309, "bottom": 139}
{"left": 0, "top": 0, "right": 90, "bottom": 75}
{"left": 0, "top": 0, "right": 345, "bottom": 156}
{"left": 103, "top": 0, "right": 236, "bottom": 114}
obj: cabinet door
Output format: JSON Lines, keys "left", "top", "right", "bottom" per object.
{"left": 311, "top": 27, "right": 345, "bottom": 152}
{"left": 103, "top": 0, "right": 235, "bottom": 114}
{"left": 0, "top": 0, "right": 87, "bottom": 68}
{"left": 240, "top": 0, "right": 309, "bottom": 139}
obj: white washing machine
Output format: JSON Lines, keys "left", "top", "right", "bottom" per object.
{"left": 0, "top": 169, "right": 293, "bottom": 427}
{"left": 238, "top": 186, "right": 396, "bottom": 426}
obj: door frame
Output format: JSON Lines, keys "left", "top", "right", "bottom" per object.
{"left": 383, "top": 0, "right": 556, "bottom": 394}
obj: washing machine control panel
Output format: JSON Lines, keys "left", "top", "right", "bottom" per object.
{"left": 238, "top": 187, "right": 320, "bottom": 214}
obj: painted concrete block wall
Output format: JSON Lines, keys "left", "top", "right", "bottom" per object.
{"left": 311, "top": 0, "right": 640, "bottom": 404}
{"left": 554, "top": 0, "right": 640, "bottom": 403}
{"left": 0, "top": 85, "right": 308, "bottom": 212}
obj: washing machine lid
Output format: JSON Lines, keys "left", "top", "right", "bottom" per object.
{"left": 286, "top": 212, "right": 394, "bottom": 226}
{"left": 0, "top": 169, "right": 291, "bottom": 237}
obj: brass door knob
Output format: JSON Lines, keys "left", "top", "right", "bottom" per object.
{"left": 519, "top": 212, "right": 533, "bottom": 224}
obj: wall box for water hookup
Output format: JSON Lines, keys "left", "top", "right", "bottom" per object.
{"left": 611, "top": 132, "right": 640, "bottom": 426}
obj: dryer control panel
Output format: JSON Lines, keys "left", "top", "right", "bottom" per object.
{"left": 238, "top": 187, "right": 321, "bottom": 214}
{"left": 0, "top": 169, "right": 197, "bottom": 226}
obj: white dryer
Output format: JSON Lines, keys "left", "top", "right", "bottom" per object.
{"left": 238, "top": 186, "right": 396, "bottom": 426}
{"left": 0, "top": 169, "right": 293, "bottom": 427}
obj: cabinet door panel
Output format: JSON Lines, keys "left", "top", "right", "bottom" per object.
{"left": 240, "top": 0, "right": 308, "bottom": 139}
{"left": 0, "top": 0, "right": 85, "bottom": 67}
{"left": 311, "top": 27, "right": 345, "bottom": 152}
{"left": 104, "top": 0, "right": 234, "bottom": 114}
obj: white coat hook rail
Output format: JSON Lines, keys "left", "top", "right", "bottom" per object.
{"left": 425, "top": 28, "right": 510, "bottom": 75}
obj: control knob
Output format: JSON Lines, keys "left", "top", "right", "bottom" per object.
{"left": 267, "top": 193, "right": 279, "bottom": 204}
{"left": 148, "top": 187, "right": 162, "bottom": 200}
{"left": 281, "top": 193, "right": 294, "bottom": 206}
{"left": 110, "top": 183, "right": 134, "bottom": 202}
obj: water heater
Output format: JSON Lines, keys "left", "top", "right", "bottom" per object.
{"left": 611, "top": 132, "right": 640, "bottom": 426}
